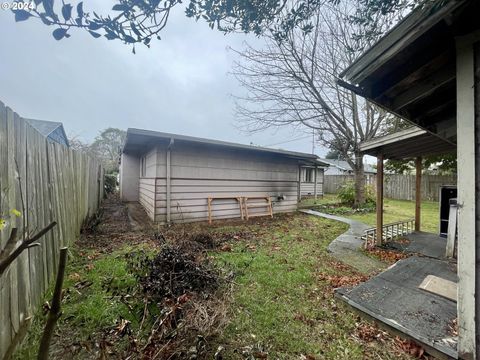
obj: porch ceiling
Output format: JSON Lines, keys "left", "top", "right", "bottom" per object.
{"left": 339, "top": 0, "right": 480, "bottom": 145}
{"left": 360, "top": 127, "right": 456, "bottom": 160}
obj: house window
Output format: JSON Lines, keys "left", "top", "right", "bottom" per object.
{"left": 305, "top": 168, "right": 314, "bottom": 183}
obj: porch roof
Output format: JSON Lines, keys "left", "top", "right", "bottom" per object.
{"left": 339, "top": 0, "right": 480, "bottom": 145}
{"left": 360, "top": 127, "right": 456, "bottom": 160}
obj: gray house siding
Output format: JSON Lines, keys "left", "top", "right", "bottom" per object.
{"left": 134, "top": 143, "right": 300, "bottom": 223}
{"left": 300, "top": 167, "right": 324, "bottom": 197}
{"left": 137, "top": 146, "right": 164, "bottom": 220}
{"left": 119, "top": 153, "right": 140, "bottom": 201}
{"left": 138, "top": 178, "right": 156, "bottom": 220}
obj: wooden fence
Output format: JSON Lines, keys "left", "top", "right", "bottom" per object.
{"left": 323, "top": 174, "right": 376, "bottom": 195}
{"left": 0, "top": 101, "right": 104, "bottom": 359}
{"left": 325, "top": 174, "right": 456, "bottom": 201}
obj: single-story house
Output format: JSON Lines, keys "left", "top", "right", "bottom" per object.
{"left": 120, "top": 128, "right": 327, "bottom": 223}
{"left": 338, "top": 0, "right": 479, "bottom": 358}
{"left": 25, "top": 118, "right": 69, "bottom": 147}
{"left": 321, "top": 158, "right": 376, "bottom": 176}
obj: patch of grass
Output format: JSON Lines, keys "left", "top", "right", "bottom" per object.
{"left": 211, "top": 214, "right": 412, "bottom": 359}
{"left": 347, "top": 198, "right": 439, "bottom": 233}
{"left": 13, "top": 244, "right": 155, "bottom": 359}
{"left": 299, "top": 194, "right": 338, "bottom": 207}
{"left": 305, "top": 194, "right": 439, "bottom": 233}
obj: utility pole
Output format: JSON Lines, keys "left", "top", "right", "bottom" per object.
{"left": 312, "top": 129, "right": 315, "bottom": 154}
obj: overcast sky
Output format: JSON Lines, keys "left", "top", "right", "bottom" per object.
{"left": 0, "top": 2, "right": 330, "bottom": 156}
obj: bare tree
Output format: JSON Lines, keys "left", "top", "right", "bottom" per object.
{"left": 90, "top": 128, "right": 126, "bottom": 174}
{"left": 232, "top": 2, "right": 393, "bottom": 205}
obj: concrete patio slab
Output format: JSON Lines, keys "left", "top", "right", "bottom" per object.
{"left": 392, "top": 231, "right": 448, "bottom": 259}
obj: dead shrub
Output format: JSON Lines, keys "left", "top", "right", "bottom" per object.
{"left": 183, "top": 295, "right": 229, "bottom": 335}
{"left": 126, "top": 246, "right": 220, "bottom": 300}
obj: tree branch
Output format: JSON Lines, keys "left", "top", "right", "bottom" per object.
{"left": 37, "top": 247, "right": 68, "bottom": 360}
{"left": 0, "top": 222, "right": 57, "bottom": 276}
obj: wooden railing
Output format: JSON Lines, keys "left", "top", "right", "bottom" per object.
{"left": 361, "top": 219, "right": 415, "bottom": 249}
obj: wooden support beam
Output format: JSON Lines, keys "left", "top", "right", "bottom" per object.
{"left": 456, "top": 36, "right": 476, "bottom": 359}
{"left": 166, "top": 138, "right": 173, "bottom": 223}
{"left": 376, "top": 154, "right": 384, "bottom": 246}
{"left": 297, "top": 165, "right": 301, "bottom": 204}
{"left": 391, "top": 66, "right": 455, "bottom": 112}
{"left": 313, "top": 165, "right": 318, "bottom": 200}
{"left": 415, "top": 156, "right": 422, "bottom": 232}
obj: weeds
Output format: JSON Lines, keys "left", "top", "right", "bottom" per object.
{"left": 14, "top": 196, "right": 419, "bottom": 360}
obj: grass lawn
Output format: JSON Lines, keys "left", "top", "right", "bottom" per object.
{"left": 211, "top": 214, "right": 411, "bottom": 359}
{"left": 14, "top": 198, "right": 415, "bottom": 359}
{"left": 13, "top": 243, "right": 159, "bottom": 359}
{"left": 303, "top": 194, "right": 439, "bottom": 234}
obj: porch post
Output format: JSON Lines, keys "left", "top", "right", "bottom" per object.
{"left": 166, "top": 138, "right": 174, "bottom": 223}
{"left": 376, "top": 154, "right": 384, "bottom": 245}
{"left": 415, "top": 157, "right": 422, "bottom": 232}
{"left": 456, "top": 36, "right": 477, "bottom": 360}
{"left": 297, "top": 165, "right": 302, "bottom": 204}
{"left": 314, "top": 165, "right": 318, "bottom": 200}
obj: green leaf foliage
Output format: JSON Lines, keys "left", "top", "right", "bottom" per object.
{"left": 14, "top": 10, "right": 32, "bottom": 22}
{"left": 52, "top": 27, "right": 68, "bottom": 40}
{"left": 62, "top": 3, "right": 73, "bottom": 21}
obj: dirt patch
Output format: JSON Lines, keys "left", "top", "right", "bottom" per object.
{"left": 77, "top": 194, "right": 159, "bottom": 253}
{"left": 354, "top": 322, "right": 388, "bottom": 343}
{"left": 127, "top": 202, "right": 155, "bottom": 231}
{"left": 365, "top": 246, "right": 410, "bottom": 264}
{"left": 394, "top": 337, "right": 433, "bottom": 359}
{"left": 318, "top": 273, "right": 369, "bottom": 289}
{"left": 53, "top": 195, "right": 235, "bottom": 359}
{"left": 353, "top": 322, "right": 434, "bottom": 359}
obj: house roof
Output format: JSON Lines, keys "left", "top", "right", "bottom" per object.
{"left": 359, "top": 127, "right": 456, "bottom": 160}
{"left": 26, "top": 118, "right": 63, "bottom": 136}
{"left": 123, "top": 128, "right": 328, "bottom": 165}
{"left": 339, "top": 0, "right": 479, "bottom": 145}
{"left": 320, "top": 158, "right": 376, "bottom": 174}
{"left": 25, "top": 118, "right": 69, "bottom": 147}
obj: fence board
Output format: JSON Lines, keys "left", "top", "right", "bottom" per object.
{"left": 0, "top": 101, "right": 103, "bottom": 359}
{"left": 324, "top": 174, "right": 456, "bottom": 201}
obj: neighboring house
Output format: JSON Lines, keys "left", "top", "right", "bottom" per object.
{"left": 320, "top": 158, "right": 376, "bottom": 176}
{"left": 338, "top": 0, "right": 479, "bottom": 358}
{"left": 120, "top": 128, "right": 323, "bottom": 223}
{"left": 25, "top": 118, "right": 69, "bottom": 147}
{"left": 299, "top": 160, "right": 328, "bottom": 198}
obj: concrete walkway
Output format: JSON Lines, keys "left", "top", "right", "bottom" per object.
{"left": 301, "top": 210, "right": 386, "bottom": 274}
